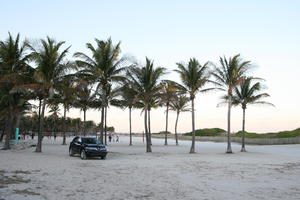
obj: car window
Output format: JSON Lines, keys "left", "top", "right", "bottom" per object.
{"left": 73, "top": 137, "right": 78, "bottom": 143}
{"left": 78, "top": 138, "right": 82, "bottom": 143}
{"left": 82, "top": 138, "right": 100, "bottom": 144}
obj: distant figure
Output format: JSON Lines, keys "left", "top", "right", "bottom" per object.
{"left": 54, "top": 133, "right": 57, "bottom": 141}
{"left": 31, "top": 133, "right": 35, "bottom": 140}
{"left": 22, "top": 131, "right": 26, "bottom": 140}
{"left": 116, "top": 135, "right": 119, "bottom": 143}
{"left": 109, "top": 134, "right": 112, "bottom": 142}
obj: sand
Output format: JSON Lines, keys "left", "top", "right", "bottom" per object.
{"left": 0, "top": 136, "right": 300, "bottom": 200}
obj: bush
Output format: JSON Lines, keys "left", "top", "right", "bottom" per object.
{"left": 184, "top": 128, "right": 226, "bottom": 136}
{"left": 234, "top": 128, "right": 300, "bottom": 138}
{"left": 153, "top": 131, "right": 171, "bottom": 135}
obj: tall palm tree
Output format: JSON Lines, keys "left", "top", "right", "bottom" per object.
{"left": 146, "top": 96, "right": 160, "bottom": 145}
{"left": 159, "top": 81, "right": 177, "bottom": 145}
{"left": 56, "top": 74, "right": 76, "bottom": 145}
{"left": 0, "top": 33, "right": 33, "bottom": 149}
{"left": 211, "top": 54, "right": 252, "bottom": 153}
{"left": 74, "top": 38, "right": 126, "bottom": 143}
{"left": 112, "top": 83, "right": 140, "bottom": 145}
{"left": 48, "top": 103, "right": 60, "bottom": 137}
{"left": 28, "top": 37, "right": 70, "bottom": 152}
{"left": 73, "top": 80, "right": 94, "bottom": 136}
{"left": 169, "top": 95, "right": 190, "bottom": 145}
{"left": 127, "top": 58, "right": 166, "bottom": 152}
{"left": 175, "top": 58, "right": 211, "bottom": 153}
{"left": 232, "top": 77, "right": 273, "bottom": 151}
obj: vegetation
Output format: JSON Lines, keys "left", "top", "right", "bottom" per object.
{"left": 184, "top": 128, "right": 226, "bottom": 136}
{"left": 174, "top": 58, "right": 211, "bottom": 153}
{"left": 169, "top": 95, "right": 190, "bottom": 145}
{"left": 0, "top": 32, "right": 274, "bottom": 154}
{"left": 234, "top": 128, "right": 300, "bottom": 138}
{"left": 18, "top": 114, "right": 100, "bottom": 136}
{"left": 127, "top": 58, "right": 166, "bottom": 152}
{"left": 230, "top": 77, "right": 273, "bottom": 151}
{"left": 211, "top": 54, "right": 252, "bottom": 153}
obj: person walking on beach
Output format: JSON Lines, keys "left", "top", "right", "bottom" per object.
{"left": 116, "top": 135, "right": 119, "bottom": 143}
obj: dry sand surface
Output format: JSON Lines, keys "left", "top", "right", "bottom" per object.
{"left": 1, "top": 136, "right": 300, "bottom": 200}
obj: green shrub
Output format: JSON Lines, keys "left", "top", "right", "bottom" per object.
{"left": 152, "top": 131, "right": 171, "bottom": 135}
{"left": 184, "top": 128, "right": 225, "bottom": 136}
{"left": 234, "top": 128, "right": 300, "bottom": 138}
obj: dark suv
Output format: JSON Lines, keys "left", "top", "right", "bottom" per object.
{"left": 69, "top": 137, "right": 107, "bottom": 160}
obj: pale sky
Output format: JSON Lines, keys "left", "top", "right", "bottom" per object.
{"left": 1, "top": 0, "right": 300, "bottom": 133}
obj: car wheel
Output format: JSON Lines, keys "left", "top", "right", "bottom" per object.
{"left": 101, "top": 156, "right": 106, "bottom": 160}
{"left": 80, "top": 150, "right": 87, "bottom": 160}
{"left": 69, "top": 148, "right": 74, "bottom": 156}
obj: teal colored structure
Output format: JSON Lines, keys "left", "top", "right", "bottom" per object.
{"left": 15, "top": 128, "right": 19, "bottom": 141}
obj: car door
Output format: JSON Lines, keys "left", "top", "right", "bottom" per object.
{"left": 73, "top": 137, "right": 82, "bottom": 154}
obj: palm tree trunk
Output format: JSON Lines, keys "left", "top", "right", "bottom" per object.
{"left": 104, "top": 106, "right": 107, "bottom": 145}
{"left": 62, "top": 105, "right": 67, "bottom": 145}
{"left": 100, "top": 107, "right": 104, "bottom": 143}
{"left": 129, "top": 107, "right": 132, "bottom": 146}
{"left": 190, "top": 97, "right": 196, "bottom": 153}
{"left": 148, "top": 108, "right": 152, "bottom": 146}
{"left": 164, "top": 103, "right": 169, "bottom": 145}
{"left": 226, "top": 95, "right": 233, "bottom": 153}
{"left": 175, "top": 111, "right": 179, "bottom": 146}
{"left": 0, "top": 129, "right": 4, "bottom": 142}
{"left": 36, "top": 99, "right": 46, "bottom": 152}
{"left": 241, "top": 108, "right": 246, "bottom": 152}
{"left": 3, "top": 109, "right": 13, "bottom": 150}
{"left": 144, "top": 107, "right": 151, "bottom": 152}
{"left": 83, "top": 108, "right": 86, "bottom": 136}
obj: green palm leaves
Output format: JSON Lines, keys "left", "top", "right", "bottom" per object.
{"left": 0, "top": 33, "right": 33, "bottom": 150}
{"left": 127, "top": 57, "right": 166, "bottom": 152}
{"left": 28, "top": 37, "right": 70, "bottom": 152}
{"left": 232, "top": 78, "right": 273, "bottom": 151}
{"left": 75, "top": 38, "right": 126, "bottom": 144}
{"left": 175, "top": 58, "right": 211, "bottom": 153}
{"left": 212, "top": 54, "right": 252, "bottom": 153}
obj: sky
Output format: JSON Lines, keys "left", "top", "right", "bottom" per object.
{"left": 1, "top": 0, "right": 300, "bottom": 133}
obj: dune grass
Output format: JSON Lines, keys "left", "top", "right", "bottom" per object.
{"left": 234, "top": 128, "right": 300, "bottom": 138}
{"left": 183, "top": 128, "right": 226, "bottom": 136}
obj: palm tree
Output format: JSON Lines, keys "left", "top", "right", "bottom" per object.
{"left": 0, "top": 33, "right": 33, "bottom": 149}
{"left": 48, "top": 103, "right": 60, "bottom": 137}
{"left": 211, "top": 54, "right": 252, "bottom": 153}
{"left": 56, "top": 74, "right": 76, "bottom": 145}
{"left": 73, "top": 80, "right": 94, "bottom": 136}
{"left": 169, "top": 95, "right": 190, "bottom": 145}
{"left": 28, "top": 37, "right": 70, "bottom": 152}
{"left": 127, "top": 58, "right": 166, "bottom": 152}
{"left": 112, "top": 83, "right": 140, "bottom": 145}
{"left": 74, "top": 38, "right": 126, "bottom": 143}
{"left": 175, "top": 58, "right": 211, "bottom": 153}
{"left": 146, "top": 97, "right": 160, "bottom": 145}
{"left": 232, "top": 77, "right": 273, "bottom": 151}
{"left": 159, "top": 81, "right": 177, "bottom": 145}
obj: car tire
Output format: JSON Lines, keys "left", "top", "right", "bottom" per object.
{"left": 101, "top": 156, "right": 106, "bottom": 160}
{"left": 69, "top": 148, "right": 74, "bottom": 156}
{"left": 80, "top": 150, "right": 87, "bottom": 160}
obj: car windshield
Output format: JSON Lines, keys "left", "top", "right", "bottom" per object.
{"left": 82, "top": 138, "right": 100, "bottom": 144}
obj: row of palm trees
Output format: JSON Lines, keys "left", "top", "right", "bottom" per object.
{"left": 0, "top": 32, "right": 272, "bottom": 153}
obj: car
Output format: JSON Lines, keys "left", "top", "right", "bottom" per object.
{"left": 69, "top": 137, "right": 107, "bottom": 160}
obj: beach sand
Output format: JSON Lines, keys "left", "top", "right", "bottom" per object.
{"left": 1, "top": 136, "right": 300, "bottom": 200}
